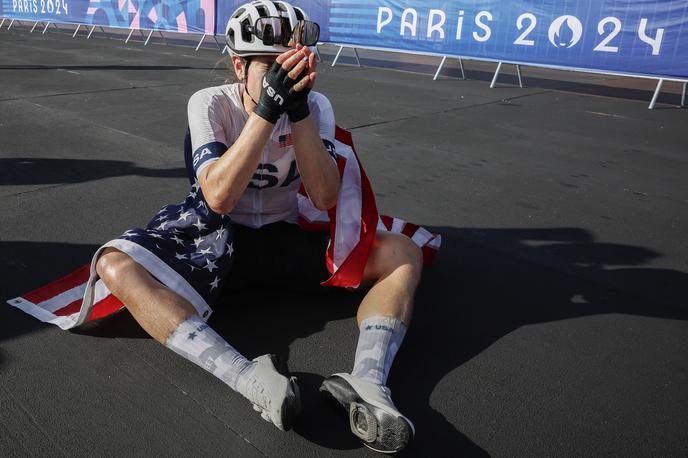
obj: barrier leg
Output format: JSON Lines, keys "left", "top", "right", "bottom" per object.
{"left": 87, "top": 25, "right": 96, "bottom": 39}
{"left": 314, "top": 44, "right": 322, "bottom": 62}
{"left": 125, "top": 28, "right": 135, "bottom": 44}
{"left": 459, "top": 58, "right": 466, "bottom": 80}
{"left": 649, "top": 78, "right": 664, "bottom": 110}
{"left": 30, "top": 21, "right": 39, "bottom": 33}
{"left": 353, "top": 47, "right": 361, "bottom": 67}
{"left": 8, "top": 19, "right": 15, "bottom": 30}
{"left": 516, "top": 64, "right": 524, "bottom": 88}
{"left": 158, "top": 30, "right": 167, "bottom": 44}
{"left": 212, "top": 35, "right": 221, "bottom": 50}
{"left": 222, "top": 44, "right": 228, "bottom": 54}
{"left": 433, "top": 56, "right": 447, "bottom": 81}
{"left": 331, "top": 45, "right": 344, "bottom": 67}
{"left": 72, "top": 24, "right": 81, "bottom": 38}
{"left": 42, "top": 22, "right": 51, "bottom": 34}
{"left": 490, "top": 62, "right": 503, "bottom": 88}
{"left": 0, "top": 19, "right": 5, "bottom": 29}
{"left": 195, "top": 34, "right": 206, "bottom": 51}
{"left": 144, "top": 29, "right": 154, "bottom": 46}
{"left": 681, "top": 82, "right": 687, "bottom": 108}
{"left": 138, "top": 29, "right": 145, "bottom": 39}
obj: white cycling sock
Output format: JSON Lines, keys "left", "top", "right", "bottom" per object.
{"left": 351, "top": 315, "right": 407, "bottom": 385}
{"left": 166, "top": 315, "right": 254, "bottom": 391}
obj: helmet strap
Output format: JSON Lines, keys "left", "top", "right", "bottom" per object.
{"left": 244, "top": 85, "right": 260, "bottom": 107}
{"left": 241, "top": 57, "right": 260, "bottom": 108}
{"left": 240, "top": 57, "right": 251, "bottom": 83}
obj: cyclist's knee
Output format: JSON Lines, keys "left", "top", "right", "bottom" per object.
{"left": 96, "top": 248, "right": 135, "bottom": 288}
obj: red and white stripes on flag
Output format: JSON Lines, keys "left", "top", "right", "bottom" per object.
{"left": 6, "top": 126, "right": 441, "bottom": 329}
{"left": 298, "top": 127, "right": 441, "bottom": 287}
{"left": 7, "top": 264, "right": 124, "bottom": 330}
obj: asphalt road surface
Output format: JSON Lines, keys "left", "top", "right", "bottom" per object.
{"left": 1, "top": 27, "right": 687, "bottom": 457}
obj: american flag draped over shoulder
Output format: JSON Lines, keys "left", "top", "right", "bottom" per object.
{"left": 6, "top": 127, "right": 441, "bottom": 330}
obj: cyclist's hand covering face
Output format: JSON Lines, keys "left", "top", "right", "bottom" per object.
{"left": 252, "top": 48, "right": 313, "bottom": 124}
{"left": 285, "top": 45, "right": 317, "bottom": 122}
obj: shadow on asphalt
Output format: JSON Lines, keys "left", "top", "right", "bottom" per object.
{"left": 1, "top": 225, "right": 686, "bottom": 455}
{"left": 0, "top": 158, "right": 186, "bottom": 185}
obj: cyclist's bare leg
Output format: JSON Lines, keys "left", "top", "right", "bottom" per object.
{"left": 96, "top": 247, "right": 195, "bottom": 344}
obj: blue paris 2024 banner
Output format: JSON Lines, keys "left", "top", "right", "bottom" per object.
{"left": 1, "top": 0, "right": 215, "bottom": 34}
{"left": 4, "top": 0, "right": 687, "bottom": 79}
{"left": 214, "top": 0, "right": 688, "bottom": 80}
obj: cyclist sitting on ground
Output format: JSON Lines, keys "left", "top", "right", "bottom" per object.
{"left": 95, "top": 1, "right": 422, "bottom": 453}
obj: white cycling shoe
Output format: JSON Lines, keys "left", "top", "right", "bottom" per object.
{"left": 237, "top": 354, "right": 301, "bottom": 431}
{"left": 320, "top": 373, "right": 415, "bottom": 454}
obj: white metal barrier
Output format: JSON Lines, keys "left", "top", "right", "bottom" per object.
{"left": 3, "top": 17, "right": 686, "bottom": 110}
{"left": 325, "top": 43, "right": 687, "bottom": 110}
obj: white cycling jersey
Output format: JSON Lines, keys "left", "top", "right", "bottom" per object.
{"left": 187, "top": 83, "right": 336, "bottom": 229}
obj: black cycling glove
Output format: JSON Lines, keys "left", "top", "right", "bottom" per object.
{"left": 287, "top": 68, "right": 311, "bottom": 123}
{"left": 253, "top": 61, "right": 297, "bottom": 124}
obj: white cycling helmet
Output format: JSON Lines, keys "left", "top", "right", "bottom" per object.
{"left": 225, "top": 1, "right": 309, "bottom": 57}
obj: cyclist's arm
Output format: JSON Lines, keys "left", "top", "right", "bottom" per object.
{"left": 198, "top": 116, "right": 273, "bottom": 215}
{"left": 291, "top": 115, "right": 340, "bottom": 210}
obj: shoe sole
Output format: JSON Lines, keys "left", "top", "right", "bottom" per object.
{"left": 320, "top": 376, "right": 412, "bottom": 453}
